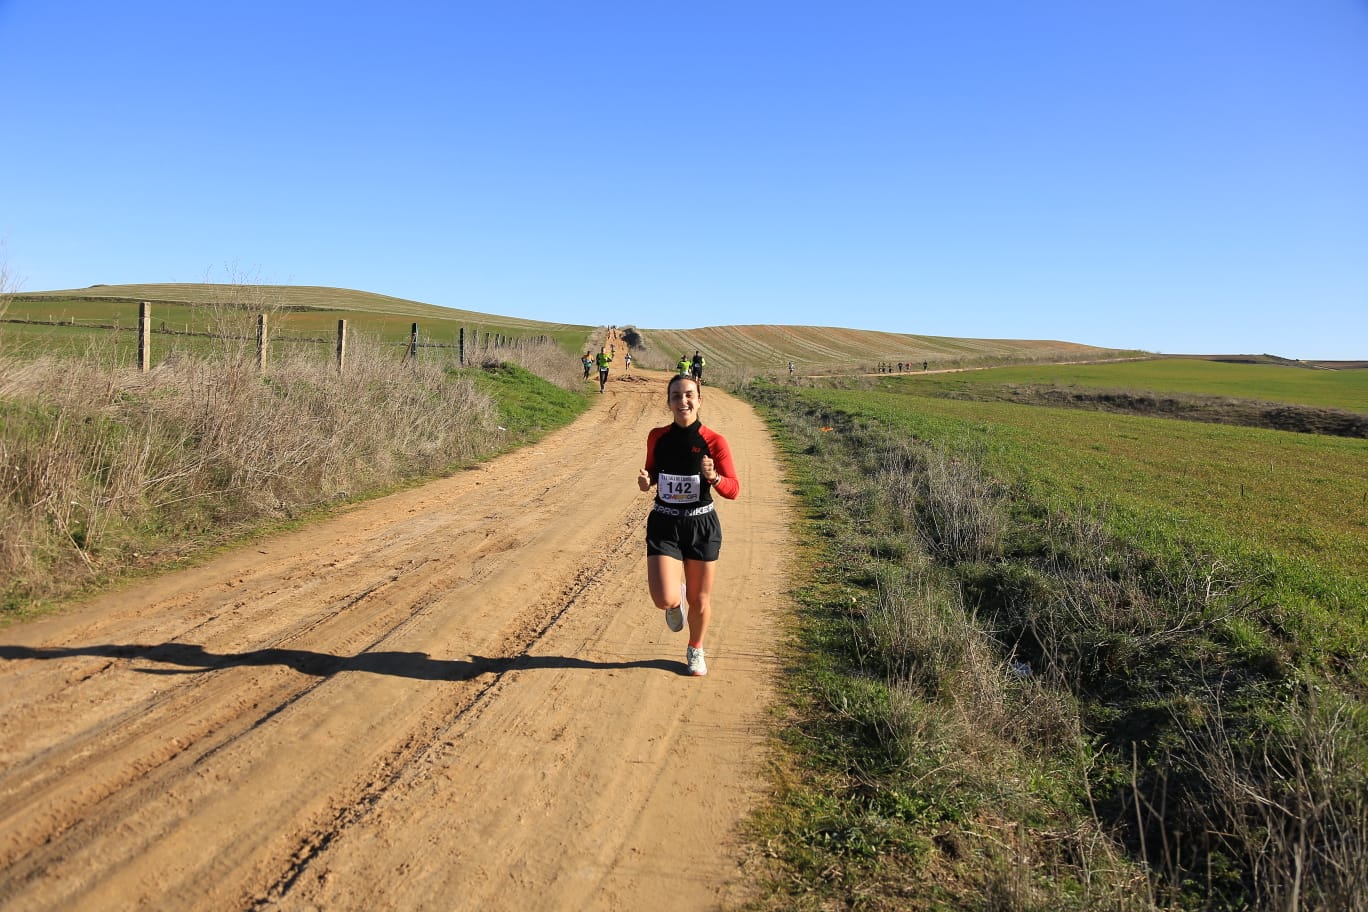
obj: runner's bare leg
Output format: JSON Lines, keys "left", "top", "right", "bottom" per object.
{"left": 647, "top": 555, "right": 684, "bottom": 612}
{"left": 682, "top": 558, "right": 715, "bottom": 645}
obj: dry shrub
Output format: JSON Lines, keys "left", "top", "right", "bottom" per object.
{"left": 0, "top": 500, "right": 35, "bottom": 577}
{"left": 877, "top": 441, "right": 1006, "bottom": 564}
{"left": 1161, "top": 690, "right": 1368, "bottom": 911}
{"left": 0, "top": 336, "right": 499, "bottom": 604}
{"left": 861, "top": 570, "right": 1083, "bottom": 772}
{"left": 697, "top": 361, "right": 757, "bottom": 390}
{"left": 459, "top": 334, "right": 583, "bottom": 389}
{"left": 862, "top": 570, "right": 976, "bottom": 698}
{"left": 993, "top": 508, "right": 1361, "bottom": 909}
{"left": 977, "top": 506, "right": 1246, "bottom": 695}
{"left": 1041, "top": 509, "right": 1239, "bottom": 644}
{"left": 864, "top": 573, "right": 1130, "bottom": 910}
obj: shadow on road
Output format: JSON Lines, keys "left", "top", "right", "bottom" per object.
{"left": 0, "top": 643, "right": 683, "bottom": 679}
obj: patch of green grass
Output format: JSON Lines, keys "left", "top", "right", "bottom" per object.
{"left": 887, "top": 358, "right": 1368, "bottom": 411}
{"left": 462, "top": 361, "right": 590, "bottom": 439}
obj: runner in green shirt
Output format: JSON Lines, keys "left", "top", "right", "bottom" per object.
{"left": 595, "top": 348, "right": 613, "bottom": 393}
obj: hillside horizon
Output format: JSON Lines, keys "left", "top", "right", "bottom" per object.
{"left": 28, "top": 282, "right": 1355, "bottom": 370}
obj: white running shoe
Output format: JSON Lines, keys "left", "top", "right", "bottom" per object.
{"left": 686, "top": 645, "right": 707, "bottom": 676}
{"left": 663, "top": 582, "right": 686, "bottom": 632}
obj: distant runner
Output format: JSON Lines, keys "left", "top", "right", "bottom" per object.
{"left": 637, "top": 374, "right": 740, "bottom": 677}
{"left": 676, "top": 354, "right": 690, "bottom": 376}
{"left": 690, "top": 350, "right": 705, "bottom": 385}
{"left": 595, "top": 347, "right": 613, "bottom": 393}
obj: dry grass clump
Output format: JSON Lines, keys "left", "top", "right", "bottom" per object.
{"left": 865, "top": 572, "right": 1081, "bottom": 766}
{"left": 1157, "top": 690, "right": 1368, "bottom": 911}
{"left": 847, "top": 569, "right": 1141, "bottom": 911}
{"left": 0, "top": 336, "right": 503, "bottom": 609}
{"left": 459, "top": 332, "right": 583, "bottom": 389}
{"left": 877, "top": 441, "right": 1007, "bottom": 564}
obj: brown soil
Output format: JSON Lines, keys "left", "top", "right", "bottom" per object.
{"left": 0, "top": 370, "right": 793, "bottom": 911}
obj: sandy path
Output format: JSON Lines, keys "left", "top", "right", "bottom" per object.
{"left": 0, "top": 370, "right": 793, "bottom": 912}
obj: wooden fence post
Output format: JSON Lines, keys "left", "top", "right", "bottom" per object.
{"left": 138, "top": 301, "right": 151, "bottom": 373}
{"left": 459, "top": 327, "right": 465, "bottom": 366}
{"left": 404, "top": 322, "right": 418, "bottom": 363}
{"left": 256, "top": 313, "right": 268, "bottom": 372}
{"left": 336, "top": 319, "right": 347, "bottom": 374}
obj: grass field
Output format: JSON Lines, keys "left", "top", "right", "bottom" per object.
{"left": 896, "top": 357, "right": 1368, "bottom": 412}
{"left": 743, "top": 377, "right": 1368, "bottom": 910}
{"left": 800, "top": 381, "right": 1367, "bottom": 581}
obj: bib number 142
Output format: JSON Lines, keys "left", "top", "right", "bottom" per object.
{"left": 659, "top": 472, "right": 700, "bottom": 504}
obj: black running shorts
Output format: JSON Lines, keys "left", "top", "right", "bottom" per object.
{"left": 646, "top": 509, "right": 722, "bottom": 562}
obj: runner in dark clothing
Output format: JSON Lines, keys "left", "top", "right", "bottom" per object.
{"left": 637, "top": 374, "right": 739, "bottom": 676}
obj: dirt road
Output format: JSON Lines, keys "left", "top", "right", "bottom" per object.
{"left": 0, "top": 370, "right": 794, "bottom": 911}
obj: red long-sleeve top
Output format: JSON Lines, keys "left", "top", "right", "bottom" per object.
{"left": 644, "top": 421, "right": 740, "bottom": 505}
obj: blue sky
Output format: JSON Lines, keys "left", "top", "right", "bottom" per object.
{"left": 3, "top": 1, "right": 1365, "bottom": 358}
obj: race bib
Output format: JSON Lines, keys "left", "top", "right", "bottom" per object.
{"left": 658, "top": 472, "right": 701, "bottom": 505}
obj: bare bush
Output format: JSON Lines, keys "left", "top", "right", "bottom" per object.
{"left": 1161, "top": 689, "right": 1368, "bottom": 911}
{"left": 457, "top": 333, "right": 582, "bottom": 389}
{"left": 992, "top": 508, "right": 1246, "bottom": 689}
{"left": 860, "top": 569, "right": 1138, "bottom": 911}
{"left": 876, "top": 441, "right": 1006, "bottom": 564}
{"left": 862, "top": 566, "right": 1085, "bottom": 769}
{"left": 194, "top": 266, "right": 285, "bottom": 365}
{"left": 0, "top": 334, "right": 499, "bottom": 604}
{"left": 860, "top": 570, "right": 974, "bottom": 695}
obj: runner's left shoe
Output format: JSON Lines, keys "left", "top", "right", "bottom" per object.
{"left": 686, "top": 646, "right": 707, "bottom": 676}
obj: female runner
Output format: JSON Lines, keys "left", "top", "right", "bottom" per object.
{"left": 637, "top": 374, "right": 740, "bottom": 676}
